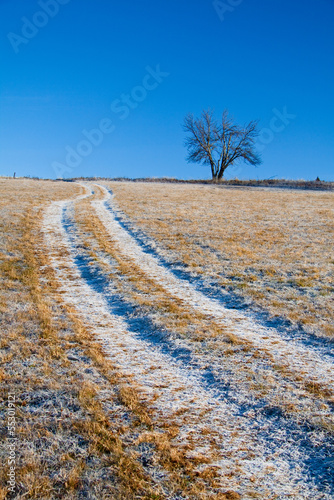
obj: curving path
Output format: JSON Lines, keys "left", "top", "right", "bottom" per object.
{"left": 40, "top": 183, "right": 334, "bottom": 499}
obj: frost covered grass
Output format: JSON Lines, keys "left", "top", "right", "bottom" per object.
{"left": 0, "top": 179, "right": 235, "bottom": 498}
{"left": 75, "top": 188, "right": 334, "bottom": 408}
{"left": 0, "top": 181, "right": 168, "bottom": 498}
{"left": 1, "top": 178, "right": 334, "bottom": 499}
{"left": 104, "top": 181, "right": 334, "bottom": 340}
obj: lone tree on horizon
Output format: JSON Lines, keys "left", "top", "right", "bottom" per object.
{"left": 183, "top": 109, "right": 262, "bottom": 180}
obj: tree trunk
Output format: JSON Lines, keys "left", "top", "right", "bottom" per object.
{"left": 217, "top": 164, "right": 227, "bottom": 180}
{"left": 211, "top": 170, "right": 219, "bottom": 182}
{"left": 210, "top": 161, "right": 216, "bottom": 180}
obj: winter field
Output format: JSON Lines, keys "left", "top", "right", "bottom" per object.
{"left": 0, "top": 178, "right": 333, "bottom": 499}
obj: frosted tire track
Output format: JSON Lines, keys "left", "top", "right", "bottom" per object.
{"left": 64, "top": 201, "right": 333, "bottom": 426}
{"left": 107, "top": 197, "right": 334, "bottom": 362}
{"left": 41, "top": 188, "right": 334, "bottom": 498}
{"left": 92, "top": 185, "right": 334, "bottom": 396}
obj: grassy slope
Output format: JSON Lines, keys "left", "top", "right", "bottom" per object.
{"left": 105, "top": 181, "right": 334, "bottom": 340}
{"left": 0, "top": 180, "right": 234, "bottom": 499}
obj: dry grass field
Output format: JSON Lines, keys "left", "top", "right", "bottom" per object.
{"left": 105, "top": 182, "right": 333, "bottom": 340}
{"left": 1, "top": 178, "right": 334, "bottom": 499}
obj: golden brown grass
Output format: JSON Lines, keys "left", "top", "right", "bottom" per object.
{"left": 1, "top": 178, "right": 333, "bottom": 498}
{"left": 104, "top": 181, "right": 334, "bottom": 340}
{"left": 71, "top": 190, "right": 243, "bottom": 495}
{"left": 73, "top": 188, "right": 334, "bottom": 432}
{"left": 0, "top": 179, "right": 233, "bottom": 498}
{"left": 0, "top": 180, "right": 162, "bottom": 498}
{"left": 75, "top": 192, "right": 240, "bottom": 346}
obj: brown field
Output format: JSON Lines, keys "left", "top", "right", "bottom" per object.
{"left": 105, "top": 181, "right": 334, "bottom": 339}
{"left": 1, "top": 178, "right": 333, "bottom": 499}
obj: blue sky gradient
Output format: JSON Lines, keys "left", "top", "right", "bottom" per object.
{"left": 1, "top": 0, "right": 333, "bottom": 180}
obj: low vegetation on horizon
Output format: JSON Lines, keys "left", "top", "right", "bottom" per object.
{"left": 2, "top": 175, "right": 333, "bottom": 191}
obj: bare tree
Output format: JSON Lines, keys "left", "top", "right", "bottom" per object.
{"left": 183, "top": 109, "right": 262, "bottom": 180}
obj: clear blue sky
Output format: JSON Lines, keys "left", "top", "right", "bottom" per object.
{"left": 1, "top": 0, "right": 333, "bottom": 180}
